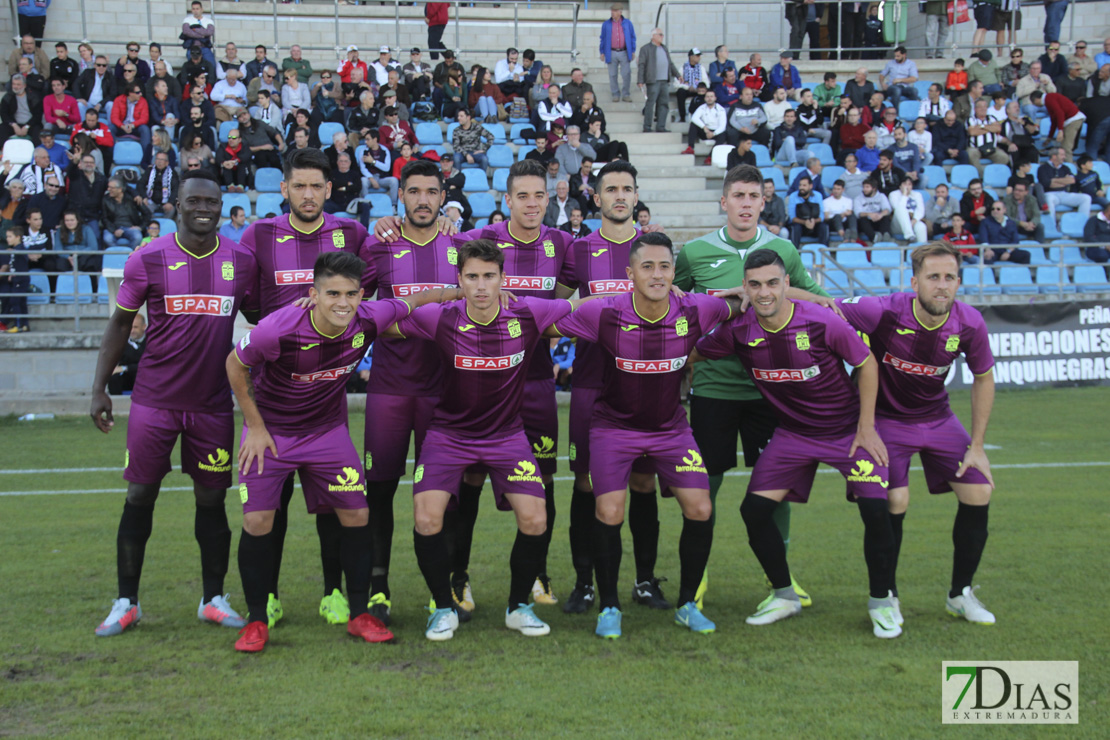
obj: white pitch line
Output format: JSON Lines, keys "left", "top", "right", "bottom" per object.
{"left": 1, "top": 461, "right": 1107, "bottom": 497}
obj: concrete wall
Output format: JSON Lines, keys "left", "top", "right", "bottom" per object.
{"left": 0, "top": 347, "right": 98, "bottom": 393}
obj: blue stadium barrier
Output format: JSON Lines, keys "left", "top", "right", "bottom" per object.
{"left": 959, "top": 265, "right": 1002, "bottom": 295}
{"left": 1035, "top": 266, "right": 1076, "bottom": 294}
{"left": 1074, "top": 265, "right": 1110, "bottom": 292}
{"left": 997, "top": 265, "right": 1038, "bottom": 295}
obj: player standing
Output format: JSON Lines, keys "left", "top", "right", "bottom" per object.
{"left": 551, "top": 233, "right": 738, "bottom": 638}
{"left": 692, "top": 250, "right": 901, "bottom": 638}
{"left": 562, "top": 160, "right": 668, "bottom": 614}
{"left": 238, "top": 148, "right": 377, "bottom": 627}
{"left": 90, "top": 170, "right": 257, "bottom": 636}
{"left": 835, "top": 242, "right": 996, "bottom": 625}
{"left": 675, "top": 164, "right": 832, "bottom": 609}
{"left": 226, "top": 251, "right": 458, "bottom": 652}
{"left": 361, "top": 159, "right": 460, "bottom": 625}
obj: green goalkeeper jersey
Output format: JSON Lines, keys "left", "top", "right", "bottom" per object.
{"left": 675, "top": 226, "right": 829, "bottom": 401}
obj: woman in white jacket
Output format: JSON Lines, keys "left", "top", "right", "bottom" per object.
{"left": 889, "top": 178, "right": 928, "bottom": 243}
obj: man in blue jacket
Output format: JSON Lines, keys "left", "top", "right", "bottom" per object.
{"left": 977, "top": 201, "right": 1030, "bottom": 263}
{"left": 600, "top": 4, "right": 636, "bottom": 103}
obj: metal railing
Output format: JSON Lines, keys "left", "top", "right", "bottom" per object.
{"left": 0, "top": 249, "right": 116, "bottom": 332}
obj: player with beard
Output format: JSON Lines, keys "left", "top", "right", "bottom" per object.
{"left": 237, "top": 148, "right": 377, "bottom": 628}
{"left": 90, "top": 170, "right": 258, "bottom": 637}
{"left": 834, "top": 242, "right": 996, "bottom": 626}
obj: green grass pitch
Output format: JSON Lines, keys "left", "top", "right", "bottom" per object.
{"left": 0, "top": 387, "right": 1106, "bottom": 737}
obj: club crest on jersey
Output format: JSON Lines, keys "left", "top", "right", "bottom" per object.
{"left": 796, "top": 332, "right": 810, "bottom": 351}
{"left": 675, "top": 317, "right": 689, "bottom": 337}
{"left": 447, "top": 246, "right": 458, "bottom": 265}
{"left": 675, "top": 449, "right": 707, "bottom": 473}
{"left": 221, "top": 261, "right": 234, "bottom": 281}
{"left": 569, "top": 443, "right": 577, "bottom": 461}
{"left": 332, "top": 231, "right": 346, "bottom": 249}
{"left": 616, "top": 356, "right": 687, "bottom": 373}
{"left": 946, "top": 335, "right": 960, "bottom": 352}
{"left": 352, "top": 332, "right": 365, "bottom": 349}
{"left": 414, "top": 464, "right": 424, "bottom": 483}
{"left": 166, "top": 294, "right": 234, "bottom": 316}
{"left": 543, "top": 239, "right": 555, "bottom": 257}
{"left": 508, "top": 460, "right": 543, "bottom": 484}
{"left": 239, "top": 483, "right": 248, "bottom": 504}
{"left": 507, "top": 318, "right": 521, "bottom": 338}
{"left": 752, "top": 365, "right": 821, "bottom": 382}
{"left": 454, "top": 351, "right": 525, "bottom": 370}
{"left": 364, "top": 452, "right": 373, "bottom": 470}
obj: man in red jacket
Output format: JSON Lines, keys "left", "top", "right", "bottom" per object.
{"left": 110, "top": 83, "right": 152, "bottom": 166}
{"left": 1030, "top": 90, "right": 1086, "bottom": 162}
{"left": 425, "top": 3, "right": 449, "bottom": 60}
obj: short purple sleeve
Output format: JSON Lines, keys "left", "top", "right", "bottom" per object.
{"left": 553, "top": 296, "right": 605, "bottom": 342}
{"left": 522, "top": 296, "right": 573, "bottom": 331}
{"left": 836, "top": 295, "right": 885, "bottom": 334}
{"left": 396, "top": 302, "right": 444, "bottom": 341}
{"left": 357, "top": 298, "right": 410, "bottom": 334}
{"left": 692, "top": 292, "right": 733, "bottom": 332}
{"left": 115, "top": 253, "right": 149, "bottom": 311}
{"left": 355, "top": 235, "right": 379, "bottom": 294}
{"left": 823, "top": 311, "right": 872, "bottom": 367}
{"left": 558, "top": 234, "right": 578, "bottom": 291}
{"left": 234, "top": 316, "right": 282, "bottom": 367}
{"left": 694, "top": 320, "right": 737, "bottom": 360}
{"left": 960, "top": 306, "right": 995, "bottom": 375}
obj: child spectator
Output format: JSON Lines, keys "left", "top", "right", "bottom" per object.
{"left": 945, "top": 58, "right": 968, "bottom": 100}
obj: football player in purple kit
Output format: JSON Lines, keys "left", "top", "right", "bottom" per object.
{"left": 238, "top": 148, "right": 378, "bottom": 628}
{"left": 835, "top": 242, "right": 996, "bottom": 626}
{"left": 692, "top": 249, "right": 902, "bottom": 639}
{"left": 561, "top": 160, "right": 671, "bottom": 615}
{"left": 226, "top": 251, "right": 459, "bottom": 652}
{"left": 551, "top": 233, "right": 740, "bottom": 639}
{"left": 381, "top": 239, "right": 590, "bottom": 641}
{"left": 360, "top": 159, "right": 460, "bottom": 626}
{"left": 90, "top": 170, "right": 258, "bottom": 637}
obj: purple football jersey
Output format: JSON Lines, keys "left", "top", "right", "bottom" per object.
{"left": 364, "top": 230, "right": 459, "bottom": 396}
{"left": 116, "top": 234, "right": 258, "bottom": 413}
{"left": 837, "top": 292, "right": 994, "bottom": 421}
{"left": 396, "top": 296, "right": 572, "bottom": 438}
{"left": 234, "top": 300, "right": 411, "bottom": 434}
{"left": 455, "top": 221, "right": 576, "bottom": 380}
{"left": 695, "top": 300, "right": 872, "bottom": 437}
{"left": 555, "top": 292, "right": 732, "bottom": 431}
{"left": 566, "top": 228, "right": 643, "bottom": 389}
{"left": 238, "top": 212, "right": 377, "bottom": 317}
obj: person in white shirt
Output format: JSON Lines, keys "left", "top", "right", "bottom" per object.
{"left": 370, "top": 45, "right": 400, "bottom": 87}
{"left": 888, "top": 177, "right": 927, "bottom": 243}
{"left": 249, "top": 89, "right": 282, "bottom": 127}
{"left": 148, "top": 43, "right": 172, "bottom": 78}
{"left": 493, "top": 47, "right": 527, "bottom": 97}
{"left": 907, "top": 116, "right": 934, "bottom": 166}
{"left": 683, "top": 90, "right": 727, "bottom": 155}
{"left": 763, "top": 87, "right": 792, "bottom": 130}
{"left": 211, "top": 66, "right": 248, "bottom": 122}
{"left": 916, "top": 82, "right": 951, "bottom": 124}
{"left": 823, "top": 179, "right": 858, "bottom": 241}
{"left": 986, "top": 92, "right": 1008, "bottom": 123}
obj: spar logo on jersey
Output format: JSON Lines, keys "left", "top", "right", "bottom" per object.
{"left": 329, "top": 466, "right": 365, "bottom": 493}
{"left": 588, "top": 279, "right": 633, "bottom": 294}
{"left": 675, "top": 449, "right": 707, "bottom": 473}
{"left": 275, "top": 269, "right": 313, "bottom": 285}
{"left": 543, "top": 239, "right": 555, "bottom": 258}
{"left": 291, "top": 362, "right": 358, "bottom": 382}
{"left": 504, "top": 275, "right": 556, "bottom": 291}
{"left": 846, "top": 459, "right": 887, "bottom": 487}
{"left": 615, "top": 356, "right": 687, "bottom": 374}
{"left": 532, "top": 436, "right": 555, "bottom": 459}
{"left": 332, "top": 231, "right": 346, "bottom": 249}
{"left": 883, "top": 352, "right": 952, "bottom": 377}
{"left": 165, "top": 294, "right": 234, "bottom": 316}
{"left": 707, "top": 289, "right": 732, "bottom": 297}
{"left": 198, "top": 448, "right": 232, "bottom": 473}
{"left": 507, "top": 460, "right": 543, "bottom": 484}
{"left": 454, "top": 351, "right": 525, "bottom": 370}
{"left": 751, "top": 365, "right": 821, "bottom": 382}
{"left": 392, "top": 282, "right": 455, "bottom": 298}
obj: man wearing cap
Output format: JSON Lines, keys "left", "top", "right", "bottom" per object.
{"left": 494, "top": 48, "right": 527, "bottom": 98}
{"left": 968, "top": 50, "right": 1003, "bottom": 95}
{"left": 676, "top": 48, "right": 709, "bottom": 123}
{"left": 371, "top": 46, "right": 400, "bottom": 88}
{"left": 338, "top": 46, "right": 369, "bottom": 85}
{"left": 637, "top": 28, "right": 680, "bottom": 133}
{"left": 769, "top": 52, "right": 802, "bottom": 100}
{"left": 403, "top": 48, "right": 434, "bottom": 101}
{"left": 600, "top": 4, "right": 636, "bottom": 103}
{"left": 379, "top": 106, "right": 419, "bottom": 156}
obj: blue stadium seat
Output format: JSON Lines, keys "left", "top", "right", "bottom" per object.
{"left": 54, "top": 274, "right": 94, "bottom": 304}
{"left": 809, "top": 143, "right": 835, "bottom": 166}
{"left": 517, "top": 145, "right": 535, "bottom": 161}
{"left": 254, "top": 193, "right": 284, "bottom": 218}
{"left": 510, "top": 123, "right": 533, "bottom": 144}
{"left": 469, "top": 192, "right": 497, "bottom": 219}
{"left": 397, "top": 202, "right": 406, "bottom": 218}
{"left": 102, "top": 250, "right": 131, "bottom": 271}
{"left": 332, "top": 212, "right": 356, "bottom": 220}
{"left": 414, "top": 122, "right": 444, "bottom": 145}
{"left": 584, "top": 218, "right": 602, "bottom": 232}
{"left": 491, "top": 168, "right": 510, "bottom": 192}
{"left": 1074, "top": 265, "right": 1110, "bottom": 292}
{"left": 959, "top": 265, "right": 1002, "bottom": 295}
{"left": 1059, "top": 212, "right": 1087, "bottom": 239}
{"left": 914, "top": 80, "right": 932, "bottom": 100}
{"left": 218, "top": 120, "right": 238, "bottom": 144}
{"left": 832, "top": 244, "right": 870, "bottom": 267}
{"left": 760, "top": 167, "right": 785, "bottom": 191}
{"left": 1048, "top": 244, "right": 1085, "bottom": 263}
{"left": 317, "top": 122, "right": 345, "bottom": 147}
{"left": 822, "top": 268, "right": 850, "bottom": 296}
{"left": 799, "top": 250, "right": 814, "bottom": 267}
{"left": 97, "top": 276, "right": 109, "bottom": 304}
{"left": 1093, "top": 161, "right": 1110, "bottom": 184}
{"left": 870, "top": 244, "right": 903, "bottom": 267}
{"left": 221, "top": 193, "right": 251, "bottom": 219}
{"left": 27, "top": 272, "right": 50, "bottom": 304}
{"left": 923, "top": 165, "right": 948, "bottom": 187}
{"left": 462, "top": 169, "right": 489, "bottom": 192}
{"left": 997, "top": 265, "right": 1038, "bottom": 295}
{"left": 366, "top": 194, "right": 393, "bottom": 218}
{"left": 752, "top": 144, "right": 772, "bottom": 167}
{"left": 113, "top": 140, "right": 144, "bottom": 166}
{"left": 897, "top": 100, "right": 920, "bottom": 122}
{"left": 445, "top": 122, "right": 460, "bottom": 142}
{"left": 889, "top": 266, "right": 912, "bottom": 291}
{"left": 949, "top": 164, "right": 979, "bottom": 190}
{"left": 154, "top": 217, "right": 176, "bottom": 234}
{"left": 427, "top": 145, "right": 447, "bottom": 159}
{"left": 822, "top": 165, "right": 845, "bottom": 184}
{"left": 982, "top": 163, "right": 1011, "bottom": 189}
{"left": 1035, "top": 266, "right": 1076, "bottom": 293}
{"left": 1020, "top": 242, "right": 1051, "bottom": 265}
{"left": 254, "top": 167, "right": 283, "bottom": 193}
{"left": 854, "top": 268, "right": 890, "bottom": 294}
{"left": 487, "top": 144, "right": 514, "bottom": 169}
{"left": 788, "top": 166, "right": 806, "bottom": 185}
{"left": 1042, "top": 217, "right": 1062, "bottom": 239}
{"left": 481, "top": 123, "right": 507, "bottom": 143}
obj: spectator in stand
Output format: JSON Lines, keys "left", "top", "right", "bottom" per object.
{"left": 1002, "top": 180, "right": 1044, "bottom": 241}
{"left": 926, "top": 182, "right": 958, "bottom": 236}
{"left": 942, "top": 57, "right": 968, "bottom": 101}
{"left": 74, "top": 55, "right": 115, "bottom": 120}
{"left": 996, "top": 100, "right": 1040, "bottom": 168}
{"left": 561, "top": 206, "right": 591, "bottom": 239}
{"left": 471, "top": 67, "right": 510, "bottom": 124}
{"left": 814, "top": 72, "right": 842, "bottom": 117}
{"left": 181, "top": 1, "right": 215, "bottom": 64}
{"left": 345, "top": 69, "right": 379, "bottom": 118}
{"left": 21, "top": 174, "right": 65, "bottom": 234}
{"left": 403, "top": 48, "right": 434, "bottom": 102}
{"left": 235, "top": 107, "right": 283, "bottom": 169}
{"left": 772, "top": 108, "right": 812, "bottom": 166}
{"left": 101, "top": 177, "right": 149, "bottom": 248}
{"left": 325, "top": 152, "right": 360, "bottom": 214}
{"left": 555, "top": 125, "right": 596, "bottom": 178}
{"left": 764, "top": 87, "right": 792, "bottom": 131}
{"left": 110, "top": 84, "right": 151, "bottom": 166}
{"left": 871, "top": 105, "right": 899, "bottom": 148}
{"left": 426, "top": 2, "right": 449, "bottom": 60}
{"left": 337, "top": 46, "right": 368, "bottom": 86}
{"left": 907, "top": 117, "right": 934, "bottom": 166}
{"left": 494, "top": 47, "right": 527, "bottom": 98}
{"left": 114, "top": 42, "right": 150, "bottom": 84}
{"left": 379, "top": 69, "right": 411, "bottom": 111}
{"left": 676, "top": 49, "right": 709, "bottom": 123}
{"left": 54, "top": 210, "right": 101, "bottom": 281}
{"left": 889, "top": 177, "right": 927, "bottom": 242}
{"left": 38, "top": 130, "right": 68, "bottom": 170}
{"left": 637, "top": 28, "right": 680, "bottom": 134}
{"left": 787, "top": 0, "right": 821, "bottom": 60}
{"left": 788, "top": 157, "right": 825, "bottom": 197}
{"left": 880, "top": 46, "right": 919, "bottom": 107}
{"left": 247, "top": 65, "right": 282, "bottom": 108}
{"left": 599, "top": 5, "right": 636, "bottom": 103}
{"left": 378, "top": 106, "right": 418, "bottom": 156}
{"left": 356, "top": 129, "right": 398, "bottom": 204}
{"left": 966, "top": 50, "right": 1002, "bottom": 95}
{"left": 1097, "top": 38, "right": 1110, "bottom": 69}
{"left": 281, "top": 45, "right": 313, "bottom": 85}
{"left": 1084, "top": 63, "right": 1110, "bottom": 162}
{"left": 179, "top": 46, "right": 216, "bottom": 92}
{"left": 437, "top": 158, "right": 470, "bottom": 220}
{"left": 853, "top": 178, "right": 893, "bottom": 243}
{"left": 918, "top": 83, "right": 951, "bottom": 125}
{"left": 1076, "top": 154, "right": 1109, "bottom": 209}
{"left": 216, "top": 127, "right": 250, "bottom": 192}
{"left": 1029, "top": 91, "right": 1085, "bottom": 161}
{"left": 707, "top": 45, "right": 737, "bottom": 88}
{"left": 0, "top": 225, "right": 30, "bottom": 332}
{"left": 977, "top": 201, "right": 1029, "bottom": 262}
{"left": 1007, "top": 158, "right": 1046, "bottom": 207}
{"left": 452, "top": 109, "right": 494, "bottom": 171}
{"left": 758, "top": 178, "right": 788, "bottom": 236}
{"left": 570, "top": 90, "right": 607, "bottom": 134}
{"left": 249, "top": 89, "right": 282, "bottom": 129}
{"left": 0, "top": 74, "right": 42, "bottom": 147}
{"left": 140, "top": 151, "right": 178, "bottom": 217}
{"left": 823, "top": 179, "right": 857, "bottom": 241}
{"left": 562, "top": 68, "right": 594, "bottom": 110}
{"left": 7, "top": 34, "right": 47, "bottom": 76}
{"left": 856, "top": 130, "right": 881, "bottom": 173}
{"left": 1040, "top": 42, "right": 1068, "bottom": 81}
{"left": 149, "top": 128, "right": 177, "bottom": 171}
{"left": 147, "top": 79, "right": 181, "bottom": 139}
{"left": 1070, "top": 40, "right": 1097, "bottom": 77}
{"left": 1040, "top": 145, "right": 1092, "bottom": 221}
{"left": 726, "top": 137, "right": 756, "bottom": 170}
{"left": 543, "top": 179, "right": 575, "bottom": 228}
{"left": 439, "top": 67, "right": 466, "bottom": 120}
{"left": 521, "top": 50, "right": 543, "bottom": 89}
{"left": 960, "top": 178, "right": 994, "bottom": 230}
{"left": 933, "top": 109, "right": 969, "bottom": 164}
{"left": 245, "top": 45, "right": 274, "bottom": 84}
{"left": 178, "top": 102, "right": 214, "bottom": 153}
{"left": 737, "top": 52, "right": 770, "bottom": 102}
{"left": 1001, "top": 48, "right": 1030, "bottom": 97}
{"left": 181, "top": 131, "right": 215, "bottom": 173}
{"left": 568, "top": 158, "right": 597, "bottom": 216}
{"left": 431, "top": 50, "right": 464, "bottom": 113}
{"left": 210, "top": 66, "right": 247, "bottom": 123}
{"left": 966, "top": 98, "right": 1008, "bottom": 174}
{"left": 280, "top": 69, "right": 309, "bottom": 126}
{"left": 1017, "top": 61, "right": 1057, "bottom": 119}
{"left": 391, "top": 142, "right": 416, "bottom": 180}
{"left": 17, "top": 147, "right": 65, "bottom": 196}
{"left": 585, "top": 115, "right": 628, "bottom": 161}
{"left": 714, "top": 68, "right": 741, "bottom": 109}
{"left": 216, "top": 43, "right": 241, "bottom": 82}
{"left": 70, "top": 110, "right": 114, "bottom": 168}
{"left": 920, "top": 0, "right": 950, "bottom": 60}
{"left": 889, "top": 125, "right": 923, "bottom": 187}
{"left": 531, "top": 65, "right": 556, "bottom": 109}
{"left": 844, "top": 67, "right": 875, "bottom": 110}
{"left": 219, "top": 205, "right": 248, "bottom": 242}
{"left": 726, "top": 86, "right": 769, "bottom": 146}
{"left": 76, "top": 43, "right": 95, "bottom": 76}
{"left": 1081, "top": 201, "right": 1110, "bottom": 262}
{"left": 1056, "top": 60, "right": 1087, "bottom": 104}
{"left": 67, "top": 153, "right": 107, "bottom": 228}
{"left": 944, "top": 213, "right": 980, "bottom": 261}
{"left": 836, "top": 106, "right": 870, "bottom": 162}
{"left": 683, "top": 90, "right": 727, "bottom": 158}
{"left": 347, "top": 91, "right": 379, "bottom": 145}
{"left": 871, "top": 149, "right": 906, "bottom": 195}
{"left": 769, "top": 52, "right": 802, "bottom": 100}
{"left": 42, "top": 77, "right": 78, "bottom": 135}
{"left": 795, "top": 88, "right": 828, "bottom": 144}
{"left": 534, "top": 83, "right": 570, "bottom": 132}
{"left": 526, "top": 133, "right": 554, "bottom": 165}
{"left": 324, "top": 131, "right": 351, "bottom": 173}
{"left": 786, "top": 175, "right": 827, "bottom": 246}
{"left": 988, "top": 89, "right": 1009, "bottom": 121}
